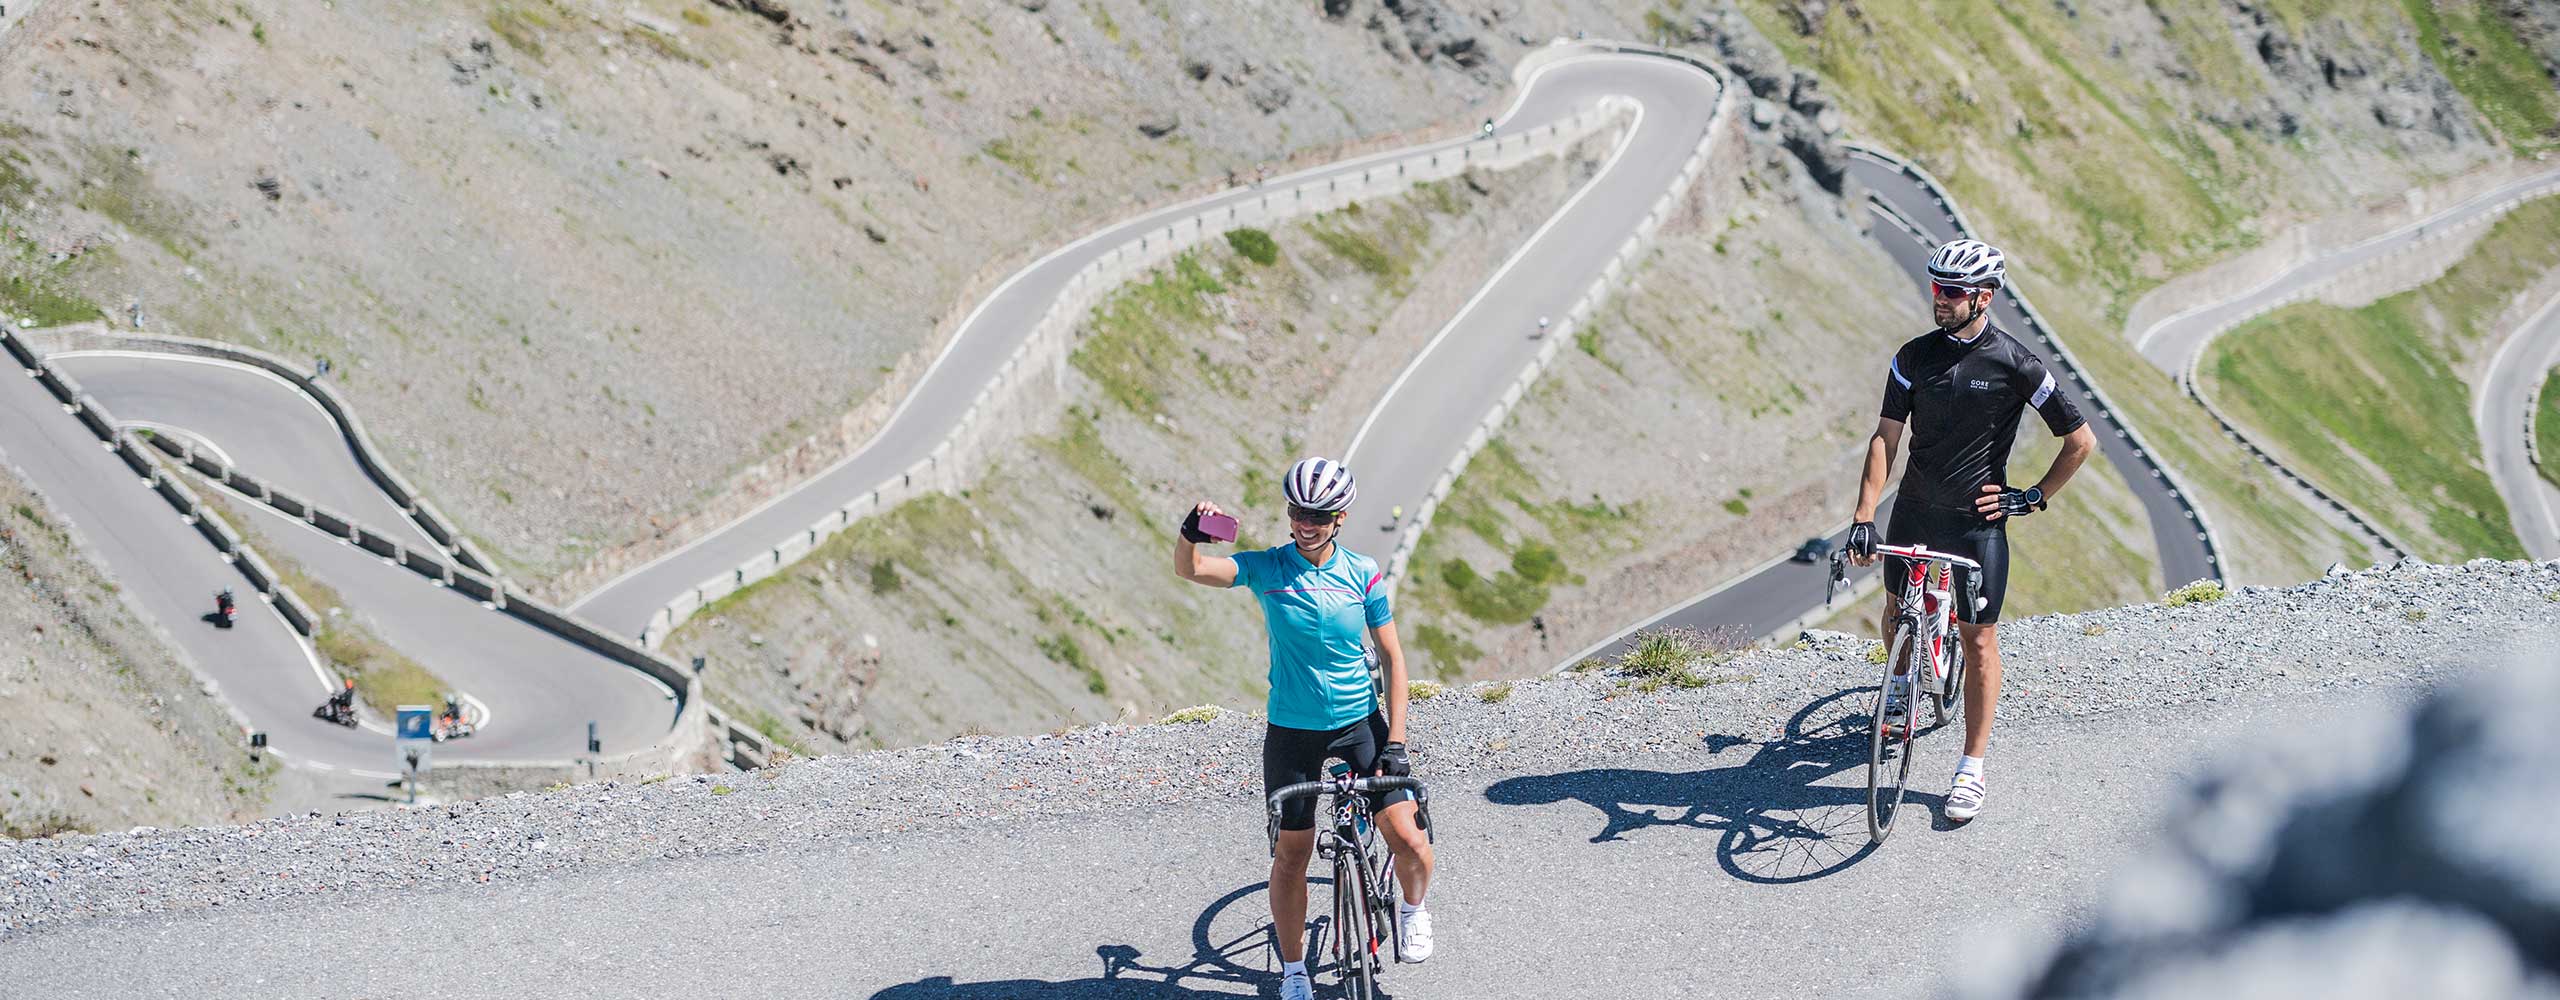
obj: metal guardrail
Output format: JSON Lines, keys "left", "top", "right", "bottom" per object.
{"left": 639, "top": 85, "right": 1630, "bottom": 646}
{"left": 30, "top": 325, "right": 498, "bottom": 577}
{"left": 1844, "top": 144, "right": 2228, "bottom": 584}
{"left": 2530, "top": 371, "right": 2547, "bottom": 470}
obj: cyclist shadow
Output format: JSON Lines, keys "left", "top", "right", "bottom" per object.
{"left": 866, "top": 879, "right": 1381, "bottom": 998}
{"left": 1486, "top": 686, "right": 1946, "bottom": 884}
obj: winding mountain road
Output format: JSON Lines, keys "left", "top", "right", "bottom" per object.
{"left": 2131, "top": 165, "right": 2560, "bottom": 559}
{"left": 4, "top": 42, "right": 2227, "bottom": 776}
{"left": 2478, "top": 294, "right": 2560, "bottom": 560}
{"left": 569, "top": 49, "right": 1728, "bottom": 643}
{"left": 0, "top": 351, "right": 677, "bottom": 777}
{"left": 2131, "top": 167, "right": 2560, "bottom": 376}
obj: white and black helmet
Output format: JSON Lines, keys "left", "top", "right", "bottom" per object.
{"left": 1282, "top": 457, "right": 1358, "bottom": 512}
{"left": 1926, "top": 239, "right": 2006, "bottom": 289}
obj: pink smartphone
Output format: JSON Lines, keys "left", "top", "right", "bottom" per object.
{"left": 1199, "top": 512, "right": 1239, "bottom": 543}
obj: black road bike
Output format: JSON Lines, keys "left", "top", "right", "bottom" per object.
{"left": 1268, "top": 767, "right": 1432, "bottom": 1000}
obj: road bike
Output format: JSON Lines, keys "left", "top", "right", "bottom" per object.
{"left": 1829, "top": 543, "right": 1982, "bottom": 843}
{"left": 1268, "top": 767, "right": 1432, "bottom": 1000}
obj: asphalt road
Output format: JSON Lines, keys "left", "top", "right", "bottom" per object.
{"left": 569, "top": 50, "right": 1719, "bottom": 641}
{"left": 2131, "top": 166, "right": 2560, "bottom": 376}
{"left": 1343, "top": 56, "right": 1724, "bottom": 546}
{"left": 0, "top": 677, "right": 2424, "bottom": 998}
{"left": 2476, "top": 294, "right": 2560, "bottom": 560}
{"left": 0, "top": 354, "right": 677, "bottom": 774}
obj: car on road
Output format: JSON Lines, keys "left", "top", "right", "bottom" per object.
{"left": 1792, "top": 537, "right": 1834, "bottom": 564}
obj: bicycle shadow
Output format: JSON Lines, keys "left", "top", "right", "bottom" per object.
{"left": 868, "top": 878, "right": 1395, "bottom": 998}
{"left": 1485, "top": 687, "right": 1947, "bottom": 883}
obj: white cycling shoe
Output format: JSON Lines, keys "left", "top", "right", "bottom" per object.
{"left": 1945, "top": 772, "right": 1986, "bottom": 823}
{"left": 1397, "top": 906, "right": 1435, "bottom": 963}
{"left": 1279, "top": 970, "right": 1315, "bottom": 1000}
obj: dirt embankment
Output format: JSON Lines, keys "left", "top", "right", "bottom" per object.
{"left": 0, "top": 469, "right": 270, "bottom": 838}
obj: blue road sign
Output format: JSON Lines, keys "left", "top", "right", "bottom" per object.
{"left": 396, "top": 706, "right": 434, "bottom": 742}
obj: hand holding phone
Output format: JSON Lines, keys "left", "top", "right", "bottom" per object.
{"left": 1182, "top": 502, "right": 1238, "bottom": 544}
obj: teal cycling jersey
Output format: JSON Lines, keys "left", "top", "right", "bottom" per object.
{"left": 1230, "top": 543, "right": 1393, "bottom": 731}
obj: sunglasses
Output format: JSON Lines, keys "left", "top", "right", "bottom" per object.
{"left": 1286, "top": 506, "right": 1341, "bottom": 525}
{"left": 1933, "top": 281, "right": 1983, "bottom": 300}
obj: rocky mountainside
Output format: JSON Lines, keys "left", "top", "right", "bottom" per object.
{"left": 0, "top": 0, "right": 1538, "bottom": 587}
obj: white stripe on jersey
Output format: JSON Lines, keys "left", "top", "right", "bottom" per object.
{"left": 2029, "top": 371, "right": 2056, "bottom": 408}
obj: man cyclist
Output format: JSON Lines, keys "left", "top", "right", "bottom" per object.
{"left": 1845, "top": 239, "right": 2095, "bottom": 825}
{"left": 1173, "top": 457, "right": 1436, "bottom": 1000}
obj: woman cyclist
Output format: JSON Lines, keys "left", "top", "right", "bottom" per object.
{"left": 1173, "top": 457, "right": 1436, "bottom": 1000}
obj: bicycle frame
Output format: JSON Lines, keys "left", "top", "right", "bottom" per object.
{"left": 1830, "top": 543, "right": 1983, "bottom": 696}
{"left": 1268, "top": 771, "right": 1432, "bottom": 997}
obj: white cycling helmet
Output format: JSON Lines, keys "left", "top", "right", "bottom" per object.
{"left": 1282, "top": 457, "right": 1358, "bottom": 512}
{"left": 1926, "top": 239, "right": 2006, "bottom": 289}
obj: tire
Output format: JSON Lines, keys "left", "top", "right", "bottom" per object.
{"left": 1934, "top": 626, "right": 1966, "bottom": 731}
{"left": 1375, "top": 850, "right": 1403, "bottom": 964}
{"left": 1334, "top": 855, "right": 1376, "bottom": 1000}
{"left": 1869, "top": 622, "right": 1919, "bottom": 844}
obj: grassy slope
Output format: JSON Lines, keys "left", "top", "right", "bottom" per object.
{"left": 2206, "top": 197, "right": 2560, "bottom": 561}
{"left": 1729, "top": 0, "right": 2500, "bottom": 584}
{"left": 2399, "top": 0, "right": 2560, "bottom": 152}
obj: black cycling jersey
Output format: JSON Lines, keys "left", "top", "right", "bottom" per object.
{"left": 1879, "top": 325, "right": 2085, "bottom": 513}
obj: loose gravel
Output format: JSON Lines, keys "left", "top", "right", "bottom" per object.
{"left": 3, "top": 558, "right": 2555, "bottom": 938}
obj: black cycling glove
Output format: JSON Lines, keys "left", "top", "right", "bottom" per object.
{"left": 1992, "top": 486, "right": 2048, "bottom": 519}
{"left": 1846, "top": 520, "right": 1878, "bottom": 559}
{"left": 1179, "top": 507, "right": 1214, "bottom": 543}
{"left": 1378, "top": 741, "right": 1411, "bottom": 778}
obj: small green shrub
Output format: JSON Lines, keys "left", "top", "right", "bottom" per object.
{"left": 868, "top": 558, "right": 902, "bottom": 594}
{"left": 1159, "top": 705, "right": 1223, "bottom": 724}
{"left": 2163, "top": 580, "right": 2226, "bottom": 607}
{"left": 1477, "top": 681, "right": 1513, "bottom": 704}
{"left": 1224, "top": 227, "right": 1279, "bottom": 265}
{"left": 1408, "top": 680, "right": 1445, "bottom": 701}
{"left": 2402, "top": 608, "right": 2429, "bottom": 622}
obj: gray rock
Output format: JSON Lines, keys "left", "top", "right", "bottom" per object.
{"left": 710, "top": 0, "right": 794, "bottom": 26}
{"left": 1136, "top": 115, "right": 1180, "bottom": 139}
{"left": 2014, "top": 649, "right": 2560, "bottom": 996}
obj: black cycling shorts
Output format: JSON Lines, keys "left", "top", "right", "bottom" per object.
{"left": 1264, "top": 713, "right": 1416, "bottom": 832}
{"left": 1882, "top": 497, "right": 2010, "bottom": 625}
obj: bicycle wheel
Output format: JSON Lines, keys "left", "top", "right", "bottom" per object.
{"left": 1374, "top": 848, "right": 1403, "bottom": 964}
{"left": 1869, "top": 622, "right": 1919, "bottom": 844}
{"left": 1334, "top": 854, "right": 1377, "bottom": 1000}
{"left": 1932, "top": 624, "right": 1966, "bottom": 731}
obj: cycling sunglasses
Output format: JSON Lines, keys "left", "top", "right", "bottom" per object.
{"left": 1286, "top": 505, "right": 1341, "bottom": 525}
{"left": 1933, "top": 281, "right": 1985, "bottom": 300}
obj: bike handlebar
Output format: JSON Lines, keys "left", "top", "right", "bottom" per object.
{"left": 1267, "top": 775, "right": 1428, "bottom": 816}
{"left": 1827, "top": 544, "right": 1987, "bottom": 612}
